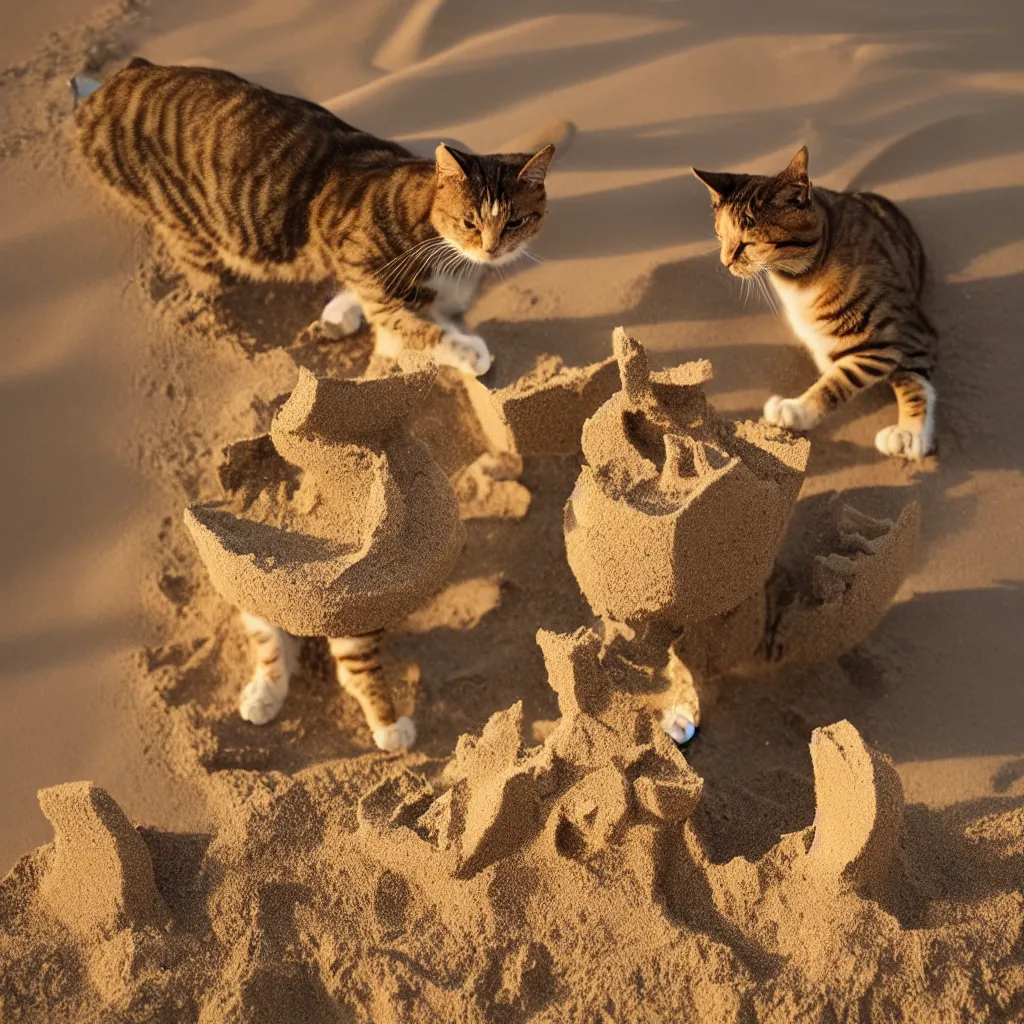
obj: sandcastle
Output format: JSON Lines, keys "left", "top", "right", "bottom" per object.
{"left": 4, "top": 329, "right": 998, "bottom": 1024}
{"left": 564, "top": 329, "right": 920, "bottom": 739}
{"left": 184, "top": 357, "right": 464, "bottom": 638}
{"left": 565, "top": 330, "right": 809, "bottom": 627}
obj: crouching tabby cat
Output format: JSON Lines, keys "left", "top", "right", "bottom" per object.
{"left": 693, "top": 147, "right": 937, "bottom": 459}
{"left": 76, "top": 59, "right": 555, "bottom": 376}
{"left": 239, "top": 612, "right": 416, "bottom": 752}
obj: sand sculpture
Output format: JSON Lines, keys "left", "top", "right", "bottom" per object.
{"left": 565, "top": 330, "right": 920, "bottom": 741}
{"left": 184, "top": 357, "right": 464, "bottom": 638}
{"left": 0, "top": 330, "right": 944, "bottom": 1022}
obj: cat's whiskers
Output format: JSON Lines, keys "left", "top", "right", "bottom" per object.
{"left": 377, "top": 248, "right": 429, "bottom": 292}
{"left": 377, "top": 237, "right": 447, "bottom": 293}
{"left": 755, "top": 270, "right": 780, "bottom": 315}
{"left": 434, "top": 240, "right": 471, "bottom": 281}
{"left": 408, "top": 249, "right": 443, "bottom": 288}
{"left": 375, "top": 235, "right": 441, "bottom": 275}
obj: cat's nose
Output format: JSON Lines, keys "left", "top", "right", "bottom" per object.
{"left": 484, "top": 245, "right": 499, "bottom": 258}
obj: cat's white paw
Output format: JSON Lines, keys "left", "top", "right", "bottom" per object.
{"left": 764, "top": 394, "right": 815, "bottom": 431}
{"left": 372, "top": 716, "right": 417, "bottom": 752}
{"left": 239, "top": 672, "right": 288, "bottom": 725}
{"left": 436, "top": 331, "right": 493, "bottom": 376}
{"left": 875, "top": 425, "right": 925, "bottom": 460}
{"left": 321, "top": 289, "right": 364, "bottom": 337}
{"left": 661, "top": 705, "right": 698, "bottom": 746}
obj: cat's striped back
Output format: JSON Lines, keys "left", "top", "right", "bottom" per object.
{"left": 76, "top": 58, "right": 409, "bottom": 283}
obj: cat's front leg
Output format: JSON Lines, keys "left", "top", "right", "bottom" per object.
{"left": 320, "top": 288, "right": 364, "bottom": 337}
{"left": 874, "top": 371, "right": 936, "bottom": 460}
{"left": 659, "top": 645, "right": 700, "bottom": 746}
{"left": 764, "top": 351, "right": 895, "bottom": 434}
{"left": 328, "top": 632, "right": 416, "bottom": 751}
{"left": 357, "top": 285, "right": 491, "bottom": 376}
{"left": 433, "top": 317, "right": 493, "bottom": 376}
{"left": 238, "top": 611, "right": 293, "bottom": 724}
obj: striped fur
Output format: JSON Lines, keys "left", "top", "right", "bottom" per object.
{"left": 238, "top": 614, "right": 415, "bottom": 751}
{"left": 76, "top": 58, "right": 554, "bottom": 376}
{"left": 329, "top": 632, "right": 415, "bottom": 752}
{"left": 693, "top": 147, "right": 937, "bottom": 459}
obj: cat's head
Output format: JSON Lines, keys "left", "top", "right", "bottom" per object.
{"left": 692, "top": 147, "right": 821, "bottom": 278}
{"left": 431, "top": 144, "right": 554, "bottom": 264}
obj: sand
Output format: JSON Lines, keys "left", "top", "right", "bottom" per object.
{"left": 2, "top": 0, "right": 1024, "bottom": 1020}
{"left": 3, "top": 642, "right": 1022, "bottom": 1020}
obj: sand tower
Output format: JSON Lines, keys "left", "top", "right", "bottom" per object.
{"left": 564, "top": 330, "right": 919, "bottom": 741}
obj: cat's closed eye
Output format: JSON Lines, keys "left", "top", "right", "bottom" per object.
{"left": 505, "top": 217, "right": 525, "bottom": 230}
{"left": 463, "top": 218, "right": 478, "bottom": 231}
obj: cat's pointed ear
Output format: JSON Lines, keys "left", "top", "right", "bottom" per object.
{"left": 692, "top": 167, "right": 745, "bottom": 206}
{"left": 782, "top": 145, "right": 810, "bottom": 184}
{"left": 517, "top": 144, "right": 555, "bottom": 187}
{"left": 435, "top": 144, "right": 473, "bottom": 181}
{"left": 780, "top": 146, "right": 811, "bottom": 206}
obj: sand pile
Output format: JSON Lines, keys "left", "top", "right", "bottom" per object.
{"left": 2, "top": 628, "right": 1022, "bottom": 1022}
{"left": 465, "top": 353, "right": 620, "bottom": 456}
{"left": 184, "top": 358, "right": 464, "bottom": 637}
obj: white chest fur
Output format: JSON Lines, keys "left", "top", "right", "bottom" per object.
{"left": 425, "top": 268, "right": 483, "bottom": 319}
{"left": 769, "top": 275, "right": 836, "bottom": 374}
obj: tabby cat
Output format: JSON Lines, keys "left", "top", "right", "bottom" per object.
{"left": 76, "top": 58, "right": 555, "bottom": 376}
{"left": 239, "top": 612, "right": 416, "bottom": 752}
{"left": 693, "top": 147, "right": 937, "bottom": 459}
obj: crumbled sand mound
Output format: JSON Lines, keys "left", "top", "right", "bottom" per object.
{"left": 2, "top": 631, "right": 1021, "bottom": 1023}
{"left": 452, "top": 451, "right": 531, "bottom": 521}
{"left": 36, "top": 782, "right": 165, "bottom": 938}
{"left": 465, "top": 353, "right": 620, "bottom": 456}
{"left": 766, "top": 502, "right": 922, "bottom": 666}
{"left": 184, "top": 361, "right": 465, "bottom": 637}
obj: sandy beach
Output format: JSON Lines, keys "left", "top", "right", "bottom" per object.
{"left": 1, "top": 0, "right": 1023, "bottom": 1019}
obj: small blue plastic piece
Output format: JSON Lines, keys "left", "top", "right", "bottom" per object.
{"left": 70, "top": 73, "right": 103, "bottom": 107}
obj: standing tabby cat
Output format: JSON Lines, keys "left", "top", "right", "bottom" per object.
{"left": 76, "top": 58, "right": 555, "bottom": 375}
{"left": 693, "top": 147, "right": 937, "bottom": 459}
